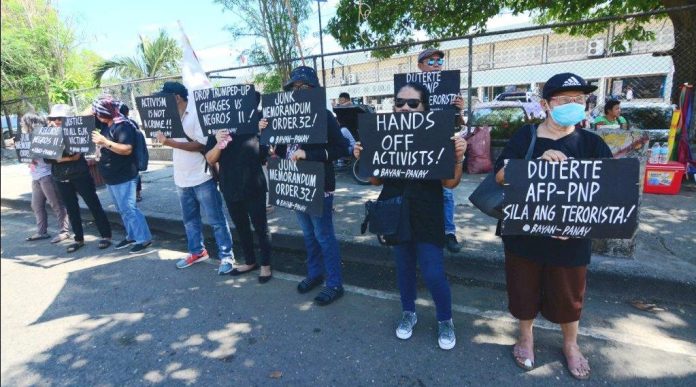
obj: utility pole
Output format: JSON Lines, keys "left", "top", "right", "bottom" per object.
{"left": 317, "top": 0, "right": 327, "bottom": 86}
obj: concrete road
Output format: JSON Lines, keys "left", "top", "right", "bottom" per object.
{"left": 1, "top": 207, "right": 695, "bottom": 386}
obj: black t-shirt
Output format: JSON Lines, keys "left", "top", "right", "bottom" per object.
{"left": 47, "top": 152, "right": 90, "bottom": 182}
{"left": 98, "top": 121, "right": 138, "bottom": 185}
{"left": 205, "top": 133, "right": 267, "bottom": 202}
{"left": 381, "top": 178, "right": 445, "bottom": 247}
{"left": 494, "top": 124, "right": 614, "bottom": 267}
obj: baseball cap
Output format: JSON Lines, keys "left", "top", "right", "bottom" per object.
{"left": 542, "top": 73, "right": 597, "bottom": 100}
{"left": 161, "top": 81, "right": 189, "bottom": 100}
{"left": 47, "top": 104, "right": 74, "bottom": 119}
{"left": 283, "top": 66, "right": 320, "bottom": 91}
{"left": 418, "top": 48, "right": 445, "bottom": 63}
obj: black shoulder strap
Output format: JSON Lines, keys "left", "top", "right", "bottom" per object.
{"left": 524, "top": 125, "right": 537, "bottom": 160}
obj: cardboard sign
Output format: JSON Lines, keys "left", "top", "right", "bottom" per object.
{"left": 267, "top": 158, "right": 325, "bottom": 216}
{"left": 29, "top": 126, "right": 64, "bottom": 159}
{"left": 357, "top": 111, "right": 457, "bottom": 179}
{"left": 62, "top": 115, "right": 96, "bottom": 154}
{"left": 15, "top": 132, "right": 33, "bottom": 163}
{"left": 192, "top": 84, "right": 259, "bottom": 135}
{"left": 394, "top": 70, "right": 460, "bottom": 111}
{"left": 501, "top": 158, "right": 640, "bottom": 239}
{"left": 135, "top": 94, "right": 185, "bottom": 138}
{"left": 260, "top": 88, "right": 327, "bottom": 145}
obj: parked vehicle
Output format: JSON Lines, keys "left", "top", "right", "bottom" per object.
{"left": 467, "top": 101, "right": 545, "bottom": 143}
{"left": 493, "top": 91, "right": 535, "bottom": 103}
{"left": 590, "top": 102, "right": 673, "bottom": 142}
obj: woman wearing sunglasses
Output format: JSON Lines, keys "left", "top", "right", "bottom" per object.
{"left": 353, "top": 82, "right": 467, "bottom": 350}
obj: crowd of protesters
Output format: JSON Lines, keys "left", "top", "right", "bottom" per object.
{"left": 18, "top": 48, "right": 615, "bottom": 380}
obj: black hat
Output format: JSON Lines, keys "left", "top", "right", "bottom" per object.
{"left": 283, "top": 66, "right": 320, "bottom": 91}
{"left": 542, "top": 73, "right": 597, "bottom": 100}
{"left": 161, "top": 81, "right": 189, "bottom": 100}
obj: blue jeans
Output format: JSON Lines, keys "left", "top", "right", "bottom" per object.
{"left": 394, "top": 241, "right": 452, "bottom": 321}
{"left": 107, "top": 177, "right": 152, "bottom": 244}
{"left": 177, "top": 179, "right": 234, "bottom": 260}
{"left": 443, "top": 187, "right": 456, "bottom": 235}
{"left": 295, "top": 195, "right": 342, "bottom": 288}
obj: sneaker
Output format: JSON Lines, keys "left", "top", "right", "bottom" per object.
{"left": 438, "top": 319, "right": 456, "bottom": 350}
{"left": 129, "top": 241, "right": 152, "bottom": 254}
{"left": 395, "top": 311, "right": 418, "bottom": 340}
{"left": 176, "top": 249, "right": 209, "bottom": 269}
{"left": 50, "top": 232, "right": 71, "bottom": 243}
{"left": 314, "top": 286, "right": 344, "bottom": 306}
{"left": 114, "top": 239, "right": 135, "bottom": 250}
{"left": 217, "top": 258, "right": 236, "bottom": 275}
{"left": 445, "top": 234, "right": 461, "bottom": 253}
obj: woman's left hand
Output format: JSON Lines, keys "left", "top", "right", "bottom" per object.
{"left": 92, "top": 130, "right": 107, "bottom": 146}
{"left": 452, "top": 135, "right": 467, "bottom": 162}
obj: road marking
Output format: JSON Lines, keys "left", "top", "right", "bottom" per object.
{"left": 274, "top": 272, "right": 696, "bottom": 357}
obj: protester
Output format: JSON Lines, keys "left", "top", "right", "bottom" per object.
{"left": 494, "top": 73, "right": 612, "bottom": 380}
{"left": 259, "top": 66, "right": 350, "bottom": 304}
{"left": 417, "top": 48, "right": 463, "bottom": 253}
{"left": 92, "top": 97, "right": 152, "bottom": 253}
{"left": 206, "top": 92, "right": 272, "bottom": 282}
{"left": 21, "top": 112, "right": 71, "bottom": 243}
{"left": 337, "top": 92, "right": 353, "bottom": 106}
{"left": 45, "top": 104, "right": 112, "bottom": 252}
{"left": 593, "top": 99, "right": 628, "bottom": 129}
{"left": 153, "top": 82, "right": 237, "bottom": 275}
{"left": 119, "top": 104, "right": 144, "bottom": 202}
{"left": 355, "top": 83, "right": 466, "bottom": 350}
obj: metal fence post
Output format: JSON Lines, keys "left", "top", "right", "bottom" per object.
{"left": 467, "top": 37, "right": 473, "bottom": 123}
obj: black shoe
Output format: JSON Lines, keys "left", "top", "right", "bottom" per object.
{"left": 129, "top": 241, "right": 152, "bottom": 253}
{"left": 297, "top": 276, "right": 324, "bottom": 294}
{"left": 445, "top": 234, "right": 461, "bottom": 253}
{"left": 114, "top": 239, "right": 135, "bottom": 250}
{"left": 258, "top": 274, "right": 273, "bottom": 284}
{"left": 314, "top": 286, "right": 344, "bottom": 306}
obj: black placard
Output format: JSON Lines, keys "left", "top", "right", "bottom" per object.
{"left": 62, "top": 115, "right": 96, "bottom": 154}
{"left": 394, "top": 70, "right": 460, "bottom": 111}
{"left": 15, "top": 132, "right": 33, "bottom": 163}
{"left": 267, "top": 158, "right": 325, "bottom": 216}
{"left": 135, "top": 94, "right": 185, "bottom": 138}
{"left": 357, "top": 111, "right": 457, "bottom": 179}
{"left": 192, "top": 84, "right": 259, "bottom": 136}
{"left": 501, "top": 158, "right": 640, "bottom": 239}
{"left": 29, "top": 126, "right": 64, "bottom": 159}
{"left": 260, "top": 88, "right": 327, "bottom": 145}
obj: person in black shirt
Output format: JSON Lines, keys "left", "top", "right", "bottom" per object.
{"left": 353, "top": 82, "right": 467, "bottom": 350}
{"left": 259, "top": 66, "right": 350, "bottom": 305}
{"left": 494, "top": 73, "right": 612, "bottom": 380}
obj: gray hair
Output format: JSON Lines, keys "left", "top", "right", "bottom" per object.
{"left": 21, "top": 113, "right": 47, "bottom": 133}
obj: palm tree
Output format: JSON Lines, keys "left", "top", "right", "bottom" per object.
{"left": 93, "top": 30, "right": 182, "bottom": 86}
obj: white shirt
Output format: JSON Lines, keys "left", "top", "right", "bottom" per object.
{"left": 172, "top": 102, "right": 211, "bottom": 188}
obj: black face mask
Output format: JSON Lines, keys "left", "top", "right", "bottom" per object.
{"left": 94, "top": 116, "right": 107, "bottom": 130}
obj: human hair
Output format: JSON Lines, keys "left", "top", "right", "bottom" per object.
{"left": 20, "top": 113, "right": 47, "bottom": 133}
{"left": 119, "top": 104, "right": 130, "bottom": 116}
{"left": 396, "top": 82, "right": 431, "bottom": 111}
{"left": 339, "top": 92, "right": 350, "bottom": 100}
{"left": 604, "top": 99, "right": 620, "bottom": 114}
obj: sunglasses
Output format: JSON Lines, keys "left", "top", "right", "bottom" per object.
{"left": 424, "top": 58, "right": 444, "bottom": 66}
{"left": 394, "top": 98, "right": 422, "bottom": 108}
{"left": 292, "top": 83, "right": 312, "bottom": 90}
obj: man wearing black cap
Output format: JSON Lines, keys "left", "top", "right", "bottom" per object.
{"left": 153, "top": 81, "right": 236, "bottom": 275}
{"left": 417, "top": 48, "right": 464, "bottom": 253}
{"left": 259, "top": 66, "right": 350, "bottom": 305}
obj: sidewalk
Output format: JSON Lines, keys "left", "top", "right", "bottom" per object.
{"left": 2, "top": 160, "right": 695, "bottom": 288}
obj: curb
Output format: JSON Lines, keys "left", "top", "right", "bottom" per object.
{"left": 3, "top": 196, "right": 694, "bottom": 302}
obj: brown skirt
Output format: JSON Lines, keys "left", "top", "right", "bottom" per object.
{"left": 504, "top": 250, "right": 587, "bottom": 324}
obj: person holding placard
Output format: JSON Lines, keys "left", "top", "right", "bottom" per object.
{"left": 92, "top": 97, "right": 153, "bottom": 254}
{"left": 417, "top": 48, "right": 464, "bottom": 253}
{"left": 206, "top": 91, "right": 272, "bottom": 282}
{"left": 259, "top": 66, "right": 350, "bottom": 305}
{"left": 153, "top": 82, "right": 237, "bottom": 275}
{"left": 45, "top": 104, "right": 112, "bottom": 253}
{"left": 353, "top": 82, "right": 467, "bottom": 350}
{"left": 20, "top": 113, "right": 71, "bottom": 243}
{"left": 493, "top": 73, "right": 613, "bottom": 380}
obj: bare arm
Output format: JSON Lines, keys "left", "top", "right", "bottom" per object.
{"left": 162, "top": 138, "right": 204, "bottom": 152}
{"left": 442, "top": 136, "right": 467, "bottom": 189}
{"left": 92, "top": 130, "right": 132, "bottom": 155}
{"left": 206, "top": 130, "right": 229, "bottom": 164}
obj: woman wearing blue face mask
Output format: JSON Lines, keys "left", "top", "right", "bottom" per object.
{"left": 493, "top": 73, "right": 613, "bottom": 380}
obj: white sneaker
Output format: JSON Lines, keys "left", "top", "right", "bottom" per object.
{"left": 395, "top": 311, "right": 417, "bottom": 340}
{"left": 438, "top": 319, "right": 456, "bottom": 350}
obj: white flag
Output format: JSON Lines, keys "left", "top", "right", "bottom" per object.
{"left": 178, "top": 21, "right": 211, "bottom": 92}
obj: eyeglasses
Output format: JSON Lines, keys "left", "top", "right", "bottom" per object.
{"left": 424, "top": 58, "right": 444, "bottom": 66}
{"left": 292, "top": 83, "right": 312, "bottom": 90}
{"left": 549, "top": 95, "right": 587, "bottom": 105}
{"left": 394, "top": 98, "right": 422, "bottom": 108}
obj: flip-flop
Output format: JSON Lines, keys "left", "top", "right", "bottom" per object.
{"left": 26, "top": 234, "right": 50, "bottom": 241}
{"left": 98, "top": 239, "right": 112, "bottom": 249}
{"left": 67, "top": 242, "right": 85, "bottom": 253}
{"left": 512, "top": 344, "right": 535, "bottom": 371}
{"left": 565, "top": 352, "right": 591, "bottom": 380}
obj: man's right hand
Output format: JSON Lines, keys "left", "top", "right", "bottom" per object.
{"left": 353, "top": 142, "right": 363, "bottom": 159}
{"left": 259, "top": 118, "right": 268, "bottom": 132}
{"left": 215, "top": 129, "right": 229, "bottom": 144}
{"left": 154, "top": 131, "right": 167, "bottom": 144}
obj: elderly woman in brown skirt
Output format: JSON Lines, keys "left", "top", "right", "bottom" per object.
{"left": 494, "top": 73, "right": 613, "bottom": 380}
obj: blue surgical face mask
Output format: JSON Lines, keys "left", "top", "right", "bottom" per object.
{"left": 549, "top": 103, "right": 585, "bottom": 127}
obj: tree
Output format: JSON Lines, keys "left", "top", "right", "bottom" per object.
{"left": 326, "top": 0, "right": 696, "bottom": 102}
{"left": 215, "top": 0, "right": 312, "bottom": 92}
{"left": 93, "top": 30, "right": 182, "bottom": 85}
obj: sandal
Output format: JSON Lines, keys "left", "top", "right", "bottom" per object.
{"left": 512, "top": 343, "right": 535, "bottom": 371}
{"left": 314, "top": 286, "right": 344, "bottom": 306}
{"left": 98, "top": 239, "right": 112, "bottom": 249}
{"left": 26, "top": 234, "right": 50, "bottom": 241}
{"left": 67, "top": 242, "right": 85, "bottom": 253}
{"left": 564, "top": 348, "right": 591, "bottom": 380}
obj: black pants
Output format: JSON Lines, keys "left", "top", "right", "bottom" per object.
{"left": 55, "top": 174, "right": 112, "bottom": 242}
{"left": 224, "top": 194, "right": 271, "bottom": 266}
